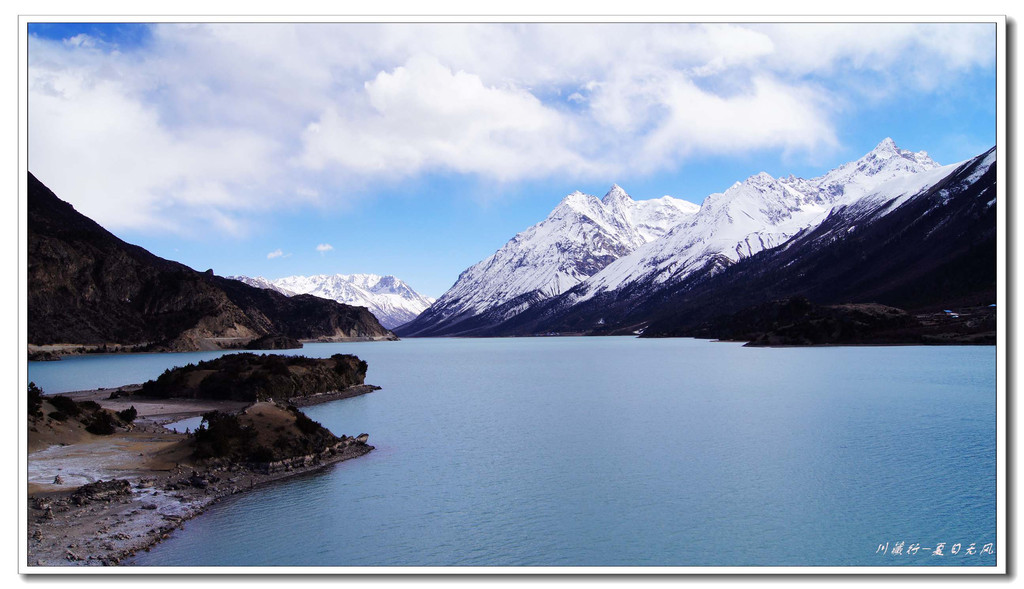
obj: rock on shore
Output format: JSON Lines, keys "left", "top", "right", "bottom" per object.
{"left": 27, "top": 437, "right": 372, "bottom": 566}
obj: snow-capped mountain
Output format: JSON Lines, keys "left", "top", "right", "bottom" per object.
{"left": 229, "top": 273, "right": 434, "bottom": 329}
{"left": 633, "top": 145, "right": 997, "bottom": 337}
{"left": 398, "top": 138, "right": 995, "bottom": 338}
{"left": 229, "top": 275, "right": 298, "bottom": 297}
{"left": 398, "top": 185, "right": 699, "bottom": 336}
{"left": 570, "top": 138, "right": 944, "bottom": 302}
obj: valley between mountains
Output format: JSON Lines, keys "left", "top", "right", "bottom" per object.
{"left": 29, "top": 137, "right": 996, "bottom": 351}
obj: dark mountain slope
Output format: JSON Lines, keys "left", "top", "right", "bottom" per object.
{"left": 474, "top": 147, "right": 996, "bottom": 339}
{"left": 28, "top": 173, "right": 396, "bottom": 350}
{"left": 637, "top": 148, "right": 997, "bottom": 337}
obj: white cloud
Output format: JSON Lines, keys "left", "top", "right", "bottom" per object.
{"left": 297, "top": 55, "right": 593, "bottom": 181}
{"left": 267, "top": 249, "right": 285, "bottom": 259}
{"left": 27, "top": 22, "right": 995, "bottom": 233}
{"left": 64, "top": 34, "right": 99, "bottom": 49}
{"left": 316, "top": 243, "right": 334, "bottom": 254}
{"left": 28, "top": 36, "right": 281, "bottom": 235}
{"left": 758, "top": 23, "right": 995, "bottom": 92}
{"left": 637, "top": 75, "right": 838, "bottom": 169}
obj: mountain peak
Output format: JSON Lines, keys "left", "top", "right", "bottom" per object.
{"left": 557, "top": 190, "right": 601, "bottom": 216}
{"left": 398, "top": 183, "right": 698, "bottom": 336}
{"left": 237, "top": 273, "right": 434, "bottom": 329}
{"left": 867, "top": 137, "right": 939, "bottom": 169}
{"left": 743, "top": 171, "right": 778, "bottom": 187}
{"left": 559, "top": 190, "right": 591, "bottom": 206}
{"left": 873, "top": 137, "right": 899, "bottom": 153}
{"left": 602, "top": 184, "right": 631, "bottom": 204}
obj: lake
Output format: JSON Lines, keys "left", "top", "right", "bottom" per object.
{"left": 28, "top": 337, "right": 998, "bottom": 568}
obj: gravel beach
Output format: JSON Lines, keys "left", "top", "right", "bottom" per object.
{"left": 26, "top": 386, "right": 376, "bottom": 567}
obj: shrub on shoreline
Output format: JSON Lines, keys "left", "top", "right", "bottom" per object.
{"left": 190, "top": 404, "right": 343, "bottom": 464}
{"left": 117, "top": 406, "right": 138, "bottom": 423}
{"left": 49, "top": 395, "right": 81, "bottom": 418}
{"left": 28, "top": 383, "right": 130, "bottom": 436}
{"left": 28, "top": 382, "right": 43, "bottom": 418}
{"left": 85, "top": 411, "right": 118, "bottom": 435}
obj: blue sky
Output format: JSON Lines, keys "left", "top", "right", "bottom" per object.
{"left": 27, "top": 22, "right": 997, "bottom": 297}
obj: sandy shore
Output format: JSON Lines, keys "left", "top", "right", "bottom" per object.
{"left": 26, "top": 386, "right": 377, "bottom": 567}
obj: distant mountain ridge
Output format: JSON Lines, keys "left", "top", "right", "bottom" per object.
{"left": 399, "top": 185, "right": 699, "bottom": 337}
{"left": 229, "top": 274, "right": 434, "bottom": 329}
{"left": 566, "top": 138, "right": 944, "bottom": 305}
{"left": 396, "top": 139, "right": 996, "bottom": 339}
{"left": 27, "top": 173, "right": 396, "bottom": 351}
{"left": 635, "top": 146, "right": 997, "bottom": 338}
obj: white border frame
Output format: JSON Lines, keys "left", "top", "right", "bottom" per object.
{"left": 16, "top": 13, "right": 1008, "bottom": 577}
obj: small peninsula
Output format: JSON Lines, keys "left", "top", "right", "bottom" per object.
{"left": 27, "top": 353, "right": 380, "bottom": 567}
{"left": 137, "top": 352, "right": 379, "bottom": 403}
{"left": 659, "top": 296, "right": 997, "bottom": 346}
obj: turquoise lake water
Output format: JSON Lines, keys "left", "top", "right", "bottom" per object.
{"left": 28, "top": 337, "right": 998, "bottom": 567}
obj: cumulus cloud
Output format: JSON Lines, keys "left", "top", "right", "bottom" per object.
{"left": 637, "top": 75, "right": 837, "bottom": 168}
{"left": 28, "top": 34, "right": 281, "bottom": 235}
{"left": 759, "top": 23, "right": 994, "bottom": 79}
{"left": 316, "top": 243, "right": 334, "bottom": 254}
{"left": 267, "top": 249, "right": 285, "bottom": 259}
{"left": 27, "top": 22, "right": 995, "bottom": 234}
{"left": 297, "top": 55, "right": 592, "bottom": 181}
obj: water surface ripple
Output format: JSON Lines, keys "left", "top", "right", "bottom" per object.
{"left": 30, "top": 337, "right": 996, "bottom": 567}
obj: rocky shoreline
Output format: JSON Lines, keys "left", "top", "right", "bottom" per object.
{"left": 649, "top": 297, "right": 997, "bottom": 346}
{"left": 27, "top": 332, "right": 399, "bottom": 360}
{"left": 287, "top": 384, "right": 382, "bottom": 407}
{"left": 28, "top": 435, "right": 372, "bottom": 567}
{"left": 27, "top": 383, "right": 382, "bottom": 568}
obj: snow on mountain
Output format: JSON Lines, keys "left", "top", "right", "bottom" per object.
{"left": 399, "top": 137, "right": 966, "bottom": 338}
{"left": 627, "top": 147, "right": 996, "bottom": 339}
{"left": 569, "top": 138, "right": 946, "bottom": 302}
{"left": 229, "top": 273, "right": 434, "bottom": 329}
{"left": 229, "top": 275, "right": 298, "bottom": 297}
{"left": 400, "top": 186, "right": 699, "bottom": 335}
